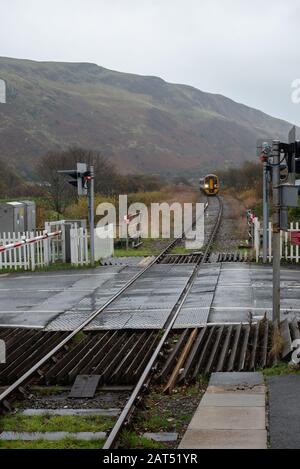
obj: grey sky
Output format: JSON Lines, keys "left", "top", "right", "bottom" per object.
{"left": 1, "top": 0, "right": 300, "bottom": 125}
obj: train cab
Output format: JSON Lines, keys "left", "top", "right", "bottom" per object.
{"left": 200, "top": 174, "right": 219, "bottom": 195}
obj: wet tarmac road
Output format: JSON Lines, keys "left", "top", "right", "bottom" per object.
{"left": 0, "top": 262, "right": 299, "bottom": 330}
{"left": 208, "top": 263, "right": 300, "bottom": 324}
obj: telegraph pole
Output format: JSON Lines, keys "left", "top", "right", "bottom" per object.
{"left": 272, "top": 140, "right": 281, "bottom": 326}
{"left": 89, "top": 165, "right": 95, "bottom": 267}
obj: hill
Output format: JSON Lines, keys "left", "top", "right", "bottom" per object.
{"left": 0, "top": 57, "right": 296, "bottom": 176}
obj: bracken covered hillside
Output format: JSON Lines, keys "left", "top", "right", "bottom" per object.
{"left": 0, "top": 57, "right": 297, "bottom": 176}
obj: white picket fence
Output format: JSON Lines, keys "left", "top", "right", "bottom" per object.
{"left": 0, "top": 224, "right": 115, "bottom": 271}
{"left": 0, "top": 231, "right": 57, "bottom": 270}
{"left": 69, "top": 225, "right": 114, "bottom": 266}
{"left": 254, "top": 219, "right": 300, "bottom": 263}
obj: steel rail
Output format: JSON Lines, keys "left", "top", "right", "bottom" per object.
{"left": 0, "top": 199, "right": 208, "bottom": 404}
{"left": 103, "top": 196, "right": 223, "bottom": 449}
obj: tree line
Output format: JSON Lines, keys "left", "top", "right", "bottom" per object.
{"left": 1, "top": 147, "right": 165, "bottom": 213}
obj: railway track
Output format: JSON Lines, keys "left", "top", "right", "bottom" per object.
{"left": 0, "top": 196, "right": 212, "bottom": 407}
{"left": 0, "top": 196, "right": 293, "bottom": 448}
{"left": 103, "top": 195, "right": 223, "bottom": 448}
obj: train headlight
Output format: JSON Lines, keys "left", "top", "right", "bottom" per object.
{"left": 204, "top": 184, "right": 209, "bottom": 188}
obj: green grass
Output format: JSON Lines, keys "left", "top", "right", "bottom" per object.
{"left": 0, "top": 438, "right": 104, "bottom": 449}
{"left": 29, "top": 386, "right": 65, "bottom": 397}
{"left": 0, "top": 414, "right": 115, "bottom": 433}
{"left": 70, "top": 331, "right": 87, "bottom": 345}
{"left": 0, "top": 262, "right": 99, "bottom": 275}
{"left": 262, "top": 362, "right": 300, "bottom": 377}
{"left": 114, "top": 248, "right": 156, "bottom": 257}
{"left": 169, "top": 246, "right": 196, "bottom": 255}
{"left": 137, "top": 414, "right": 172, "bottom": 432}
{"left": 137, "top": 412, "right": 190, "bottom": 432}
{"left": 119, "top": 430, "right": 166, "bottom": 449}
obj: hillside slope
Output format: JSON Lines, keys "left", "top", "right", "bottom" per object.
{"left": 0, "top": 57, "right": 296, "bottom": 175}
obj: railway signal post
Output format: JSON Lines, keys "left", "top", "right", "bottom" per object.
{"left": 258, "top": 140, "right": 272, "bottom": 263}
{"left": 271, "top": 140, "right": 281, "bottom": 326}
{"left": 58, "top": 163, "right": 95, "bottom": 266}
{"left": 88, "top": 165, "right": 95, "bottom": 267}
{"left": 262, "top": 159, "right": 269, "bottom": 263}
{"left": 270, "top": 128, "right": 300, "bottom": 326}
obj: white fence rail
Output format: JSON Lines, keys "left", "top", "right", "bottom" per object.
{"left": 0, "top": 224, "right": 115, "bottom": 270}
{"left": 0, "top": 231, "right": 61, "bottom": 271}
{"left": 254, "top": 219, "right": 300, "bottom": 263}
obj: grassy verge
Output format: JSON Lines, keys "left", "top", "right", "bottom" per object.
{"left": 262, "top": 362, "right": 300, "bottom": 377}
{"left": 0, "top": 438, "right": 104, "bottom": 449}
{"left": 0, "top": 414, "right": 115, "bottom": 433}
{"left": 0, "top": 262, "right": 100, "bottom": 275}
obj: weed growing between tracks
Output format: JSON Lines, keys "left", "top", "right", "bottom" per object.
{"left": 119, "top": 431, "right": 166, "bottom": 449}
{"left": 118, "top": 379, "right": 208, "bottom": 449}
{"left": 0, "top": 414, "right": 115, "bottom": 433}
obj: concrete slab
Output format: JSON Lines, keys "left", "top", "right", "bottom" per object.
{"left": 179, "top": 372, "right": 267, "bottom": 449}
{"left": 188, "top": 406, "right": 266, "bottom": 430}
{"left": 179, "top": 429, "right": 267, "bottom": 449}
{"left": 206, "top": 385, "right": 266, "bottom": 394}
{"left": 143, "top": 432, "right": 178, "bottom": 442}
{"left": 210, "top": 372, "right": 264, "bottom": 387}
{"left": 21, "top": 408, "right": 119, "bottom": 417}
{"left": 200, "top": 392, "right": 265, "bottom": 407}
{"left": 268, "top": 375, "right": 300, "bottom": 449}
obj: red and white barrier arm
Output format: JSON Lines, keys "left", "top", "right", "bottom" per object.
{"left": 0, "top": 230, "right": 62, "bottom": 253}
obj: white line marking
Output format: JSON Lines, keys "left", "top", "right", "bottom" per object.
{"left": 220, "top": 268, "right": 300, "bottom": 273}
{"left": 211, "top": 306, "right": 300, "bottom": 311}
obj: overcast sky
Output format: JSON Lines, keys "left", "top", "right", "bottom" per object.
{"left": 1, "top": 0, "right": 300, "bottom": 125}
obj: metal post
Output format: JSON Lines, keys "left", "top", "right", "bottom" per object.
{"left": 272, "top": 141, "right": 281, "bottom": 325}
{"left": 89, "top": 165, "right": 95, "bottom": 266}
{"left": 263, "top": 162, "right": 269, "bottom": 263}
{"left": 126, "top": 219, "right": 129, "bottom": 251}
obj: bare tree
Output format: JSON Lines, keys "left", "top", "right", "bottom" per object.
{"left": 36, "top": 147, "right": 119, "bottom": 213}
{"left": 36, "top": 150, "right": 76, "bottom": 214}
